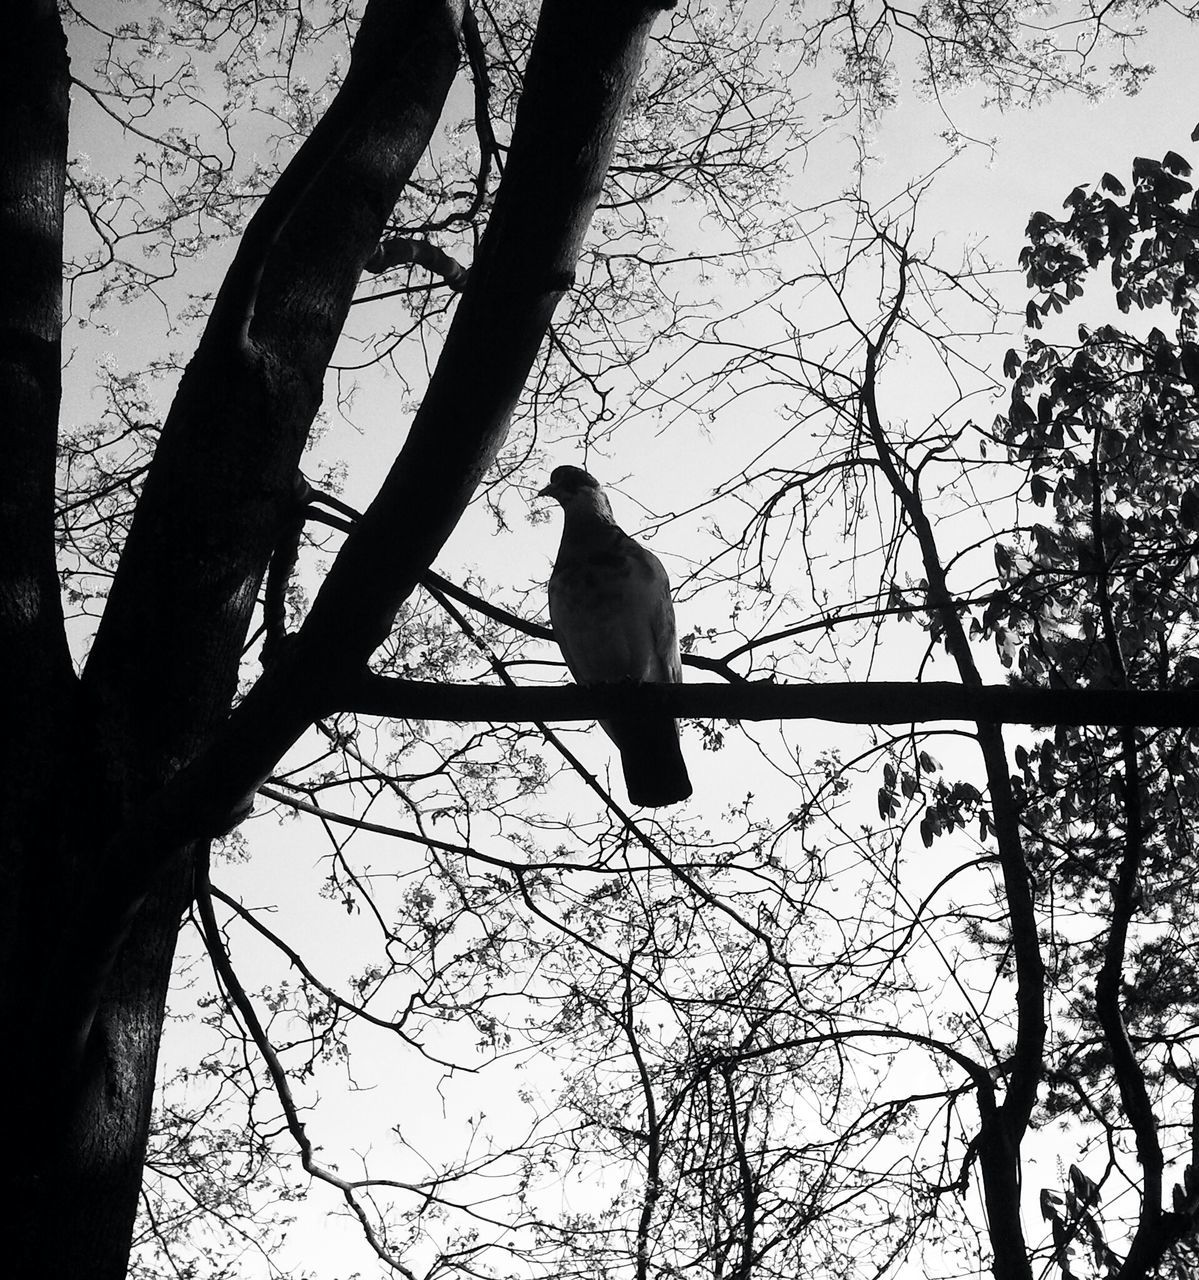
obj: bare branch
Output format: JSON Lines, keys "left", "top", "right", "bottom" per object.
{"left": 336, "top": 674, "right": 1199, "bottom": 729}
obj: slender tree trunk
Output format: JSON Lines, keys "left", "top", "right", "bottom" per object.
{"left": 863, "top": 279, "right": 1044, "bottom": 1280}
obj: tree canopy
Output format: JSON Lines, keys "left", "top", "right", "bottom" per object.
{"left": 8, "top": 1, "right": 1199, "bottom": 1279}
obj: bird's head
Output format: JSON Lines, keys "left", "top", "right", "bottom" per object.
{"left": 537, "top": 465, "right": 599, "bottom": 503}
{"left": 538, "top": 465, "right": 616, "bottom": 524}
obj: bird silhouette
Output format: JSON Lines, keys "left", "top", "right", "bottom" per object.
{"left": 540, "top": 465, "right": 691, "bottom": 807}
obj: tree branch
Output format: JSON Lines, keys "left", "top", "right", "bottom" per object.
{"left": 63, "top": 0, "right": 466, "bottom": 1096}
{"left": 289, "top": 0, "right": 669, "bottom": 681}
{"left": 82, "top": 0, "right": 676, "bottom": 1052}
{"left": 84, "top": 0, "right": 465, "bottom": 770}
{"left": 307, "top": 488, "right": 745, "bottom": 682}
{"left": 1101, "top": 728, "right": 1167, "bottom": 1280}
{"left": 364, "top": 235, "right": 469, "bottom": 288}
{"left": 195, "top": 854, "right": 421, "bottom": 1279}
{"left": 863, "top": 229, "right": 1041, "bottom": 1280}
{"left": 336, "top": 673, "right": 1199, "bottom": 729}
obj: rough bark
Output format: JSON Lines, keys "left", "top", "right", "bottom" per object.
{"left": 0, "top": 0, "right": 89, "bottom": 1265}
{"left": 0, "top": 0, "right": 71, "bottom": 708}
{"left": 0, "top": 0, "right": 76, "bottom": 952}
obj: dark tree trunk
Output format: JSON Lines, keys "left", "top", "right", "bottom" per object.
{"left": 41, "top": 858, "right": 198, "bottom": 1280}
{"left": 0, "top": 0, "right": 89, "bottom": 1267}
{"left": 3, "top": 2, "right": 463, "bottom": 1275}
{"left": 0, "top": 0, "right": 75, "bottom": 944}
{"left": 1, "top": 0, "right": 668, "bottom": 1272}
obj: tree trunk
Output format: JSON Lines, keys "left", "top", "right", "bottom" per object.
{"left": 3, "top": 2, "right": 463, "bottom": 1275}
{"left": 34, "top": 858, "right": 198, "bottom": 1280}
{"left": 2, "top": 0, "right": 668, "bottom": 1271}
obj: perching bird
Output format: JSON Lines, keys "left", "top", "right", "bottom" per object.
{"left": 539, "top": 465, "right": 692, "bottom": 807}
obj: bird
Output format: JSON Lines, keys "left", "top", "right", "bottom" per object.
{"left": 539, "top": 465, "right": 692, "bottom": 807}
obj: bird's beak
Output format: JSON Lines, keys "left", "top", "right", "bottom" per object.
{"left": 536, "top": 483, "right": 556, "bottom": 500}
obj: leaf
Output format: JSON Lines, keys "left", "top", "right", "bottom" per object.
{"left": 1026, "top": 209, "right": 1056, "bottom": 239}
{"left": 1180, "top": 342, "right": 1199, "bottom": 391}
{"left": 1163, "top": 150, "right": 1192, "bottom": 177}
{"left": 1025, "top": 300, "right": 1043, "bottom": 331}
{"left": 1003, "top": 347, "right": 1021, "bottom": 379}
{"left": 1132, "top": 155, "right": 1158, "bottom": 183}
{"left": 1069, "top": 1163, "right": 1101, "bottom": 1208}
{"left": 1156, "top": 171, "right": 1193, "bottom": 202}
{"left": 1041, "top": 1187, "right": 1065, "bottom": 1221}
{"left": 1181, "top": 486, "right": 1199, "bottom": 530}
{"left": 1010, "top": 396, "right": 1036, "bottom": 428}
{"left": 1099, "top": 172, "right": 1126, "bottom": 196}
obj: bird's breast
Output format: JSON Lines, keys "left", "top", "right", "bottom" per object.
{"left": 549, "top": 547, "right": 675, "bottom": 685}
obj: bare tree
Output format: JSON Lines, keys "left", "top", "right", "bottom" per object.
{"left": 5, "top": 0, "right": 1199, "bottom": 1277}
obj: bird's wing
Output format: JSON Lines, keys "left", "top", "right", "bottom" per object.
{"left": 548, "top": 526, "right": 681, "bottom": 687}
{"left": 643, "top": 542, "right": 682, "bottom": 684}
{"left": 548, "top": 514, "right": 691, "bottom": 807}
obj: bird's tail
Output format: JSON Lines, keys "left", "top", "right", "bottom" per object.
{"left": 603, "top": 716, "right": 692, "bottom": 808}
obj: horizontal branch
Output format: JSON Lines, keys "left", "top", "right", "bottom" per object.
{"left": 339, "top": 674, "right": 1199, "bottom": 728}
{"left": 364, "top": 235, "right": 468, "bottom": 288}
